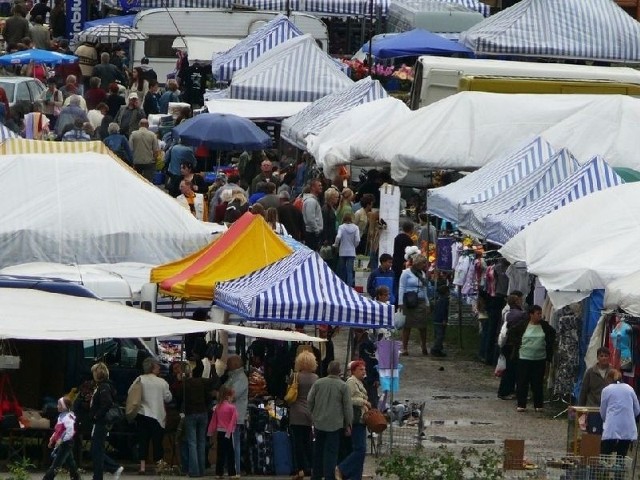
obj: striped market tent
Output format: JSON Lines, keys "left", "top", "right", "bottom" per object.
{"left": 458, "top": 148, "right": 579, "bottom": 238}
{"left": 444, "top": 0, "right": 490, "bottom": 16}
{"left": 280, "top": 77, "right": 387, "bottom": 150}
{"left": 230, "top": 34, "right": 353, "bottom": 102}
{"left": 0, "top": 139, "right": 120, "bottom": 157}
{"left": 135, "top": 0, "right": 230, "bottom": 8}
{"left": 215, "top": 249, "right": 393, "bottom": 327}
{"left": 485, "top": 156, "right": 623, "bottom": 245}
{"left": 460, "top": 0, "right": 640, "bottom": 62}
{"left": 212, "top": 14, "right": 303, "bottom": 82}
{"left": 427, "top": 137, "right": 555, "bottom": 223}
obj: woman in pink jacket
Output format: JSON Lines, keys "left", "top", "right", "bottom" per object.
{"left": 207, "top": 386, "right": 238, "bottom": 478}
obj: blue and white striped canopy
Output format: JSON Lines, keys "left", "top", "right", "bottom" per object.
{"left": 460, "top": 0, "right": 640, "bottom": 62}
{"left": 427, "top": 137, "right": 555, "bottom": 223}
{"left": 215, "top": 249, "right": 393, "bottom": 327}
{"left": 458, "top": 148, "right": 579, "bottom": 238}
{"left": 485, "top": 156, "right": 623, "bottom": 245}
{"left": 280, "top": 77, "right": 387, "bottom": 150}
{"left": 438, "top": 0, "right": 489, "bottom": 16}
{"left": 212, "top": 14, "right": 303, "bottom": 82}
{"left": 129, "top": 0, "right": 389, "bottom": 14}
{"left": 230, "top": 34, "right": 353, "bottom": 102}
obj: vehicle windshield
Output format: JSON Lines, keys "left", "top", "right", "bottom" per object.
{"left": 0, "top": 82, "right": 15, "bottom": 101}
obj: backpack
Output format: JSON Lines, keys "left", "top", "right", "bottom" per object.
{"left": 293, "top": 195, "right": 304, "bottom": 211}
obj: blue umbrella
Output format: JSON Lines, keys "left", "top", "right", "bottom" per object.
{"left": 362, "top": 29, "right": 473, "bottom": 59}
{"left": 0, "top": 49, "right": 78, "bottom": 66}
{"left": 172, "top": 113, "right": 272, "bottom": 151}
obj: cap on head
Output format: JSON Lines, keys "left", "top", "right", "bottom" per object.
{"left": 128, "top": 92, "right": 138, "bottom": 101}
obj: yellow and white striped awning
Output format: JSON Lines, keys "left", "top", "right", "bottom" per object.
{"left": 0, "top": 139, "right": 130, "bottom": 169}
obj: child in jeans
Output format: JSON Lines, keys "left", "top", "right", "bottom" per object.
{"left": 207, "top": 386, "right": 238, "bottom": 478}
{"left": 43, "top": 397, "right": 80, "bottom": 480}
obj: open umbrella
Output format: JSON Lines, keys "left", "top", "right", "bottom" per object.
{"left": 77, "top": 23, "right": 147, "bottom": 44}
{"left": 172, "top": 113, "right": 272, "bottom": 151}
{"left": 0, "top": 49, "right": 78, "bottom": 66}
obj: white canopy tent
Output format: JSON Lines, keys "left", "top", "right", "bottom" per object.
{"left": 0, "top": 152, "right": 213, "bottom": 267}
{"left": 0, "top": 288, "right": 325, "bottom": 342}
{"left": 309, "top": 97, "right": 410, "bottom": 176}
{"left": 500, "top": 182, "right": 640, "bottom": 308}
{"left": 344, "top": 92, "right": 640, "bottom": 182}
{"left": 205, "top": 98, "right": 310, "bottom": 119}
{"left": 604, "top": 270, "right": 640, "bottom": 316}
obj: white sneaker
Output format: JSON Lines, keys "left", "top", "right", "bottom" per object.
{"left": 113, "top": 466, "right": 124, "bottom": 480}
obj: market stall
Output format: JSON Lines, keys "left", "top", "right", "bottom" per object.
{"left": 280, "top": 77, "right": 387, "bottom": 150}
{"left": 460, "top": 0, "right": 640, "bottom": 62}
{"left": 501, "top": 182, "right": 640, "bottom": 308}
{"left": 212, "top": 14, "right": 303, "bottom": 82}
{"left": 215, "top": 248, "right": 393, "bottom": 327}
{"left": 229, "top": 35, "right": 352, "bottom": 102}
{"left": 427, "top": 136, "right": 556, "bottom": 223}
{"left": 150, "top": 213, "right": 292, "bottom": 300}
{"left": 0, "top": 149, "right": 213, "bottom": 268}
{"left": 458, "top": 149, "right": 579, "bottom": 238}
{"left": 341, "top": 92, "right": 640, "bottom": 183}
{"left": 485, "top": 156, "right": 623, "bottom": 245}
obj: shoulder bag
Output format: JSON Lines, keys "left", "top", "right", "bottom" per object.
{"left": 125, "top": 376, "right": 142, "bottom": 423}
{"left": 284, "top": 372, "right": 299, "bottom": 404}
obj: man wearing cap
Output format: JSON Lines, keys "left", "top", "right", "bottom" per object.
{"left": 115, "top": 93, "right": 146, "bottom": 138}
{"left": 277, "top": 191, "right": 305, "bottom": 241}
{"left": 129, "top": 119, "right": 159, "bottom": 181}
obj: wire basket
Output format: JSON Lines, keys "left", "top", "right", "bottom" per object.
{"left": 503, "top": 453, "right": 633, "bottom": 480}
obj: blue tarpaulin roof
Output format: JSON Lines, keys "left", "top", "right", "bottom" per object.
{"left": 280, "top": 77, "right": 387, "bottom": 150}
{"left": 362, "top": 28, "right": 473, "bottom": 58}
{"left": 84, "top": 14, "right": 135, "bottom": 28}
{"left": 485, "top": 157, "right": 623, "bottom": 245}
{"left": 459, "top": 148, "right": 580, "bottom": 238}
{"left": 427, "top": 137, "right": 556, "bottom": 223}
{"left": 212, "top": 14, "right": 302, "bottom": 82}
{"left": 214, "top": 249, "right": 393, "bottom": 327}
{"left": 230, "top": 34, "right": 352, "bottom": 102}
{"left": 460, "top": 0, "right": 640, "bottom": 62}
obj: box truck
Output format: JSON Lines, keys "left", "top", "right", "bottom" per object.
{"left": 410, "top": 56, "right": 640, "bottom": 109}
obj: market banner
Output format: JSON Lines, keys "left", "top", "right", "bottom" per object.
{"left": 66, "top": 0, "right": 86, "bottom": 39}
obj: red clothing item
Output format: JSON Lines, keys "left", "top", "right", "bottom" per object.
{"left": 84, "top": 88, "right": 107, "bottom": 110}
{"left": 207, "top": 400, "right": 237, "bottom": 438}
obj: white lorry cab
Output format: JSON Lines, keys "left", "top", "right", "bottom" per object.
{"left": 410, "top": 55, "right": 640, "bottom": 109}
{"left": 132, "top": 8, "right": 330, "bottom": 83}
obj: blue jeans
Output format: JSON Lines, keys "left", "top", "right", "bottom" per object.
{"left": 337, "top": 256, "right": 355, "bottom": 287}
{"left": 338, "top": 424, "right": 366, "bottom": 480}
{"left": 91, "top": 422, "right": 121, "bottom": 480}
{"left": 233, "top": 424, "right": 243, "bottom": 474}
{"left": 312, "top": 429, "right": 340, "bottom": 480}
{"left": 185, "top": 412, "right": 208, "bottom": 477}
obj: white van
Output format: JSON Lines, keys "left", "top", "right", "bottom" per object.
{"left": 410, "top": 56, "right": 640, "bottom": 109}
{"left": 387, "top": 0, "right": 484, "bottom": 37}
{"left": 132, "top": 8, "right": 330, "bottom": 83}
{"left": 0, "top": 262, "right": 134, "bottom": 305}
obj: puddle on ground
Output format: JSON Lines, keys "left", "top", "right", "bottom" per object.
{"left": 424, "top": 436, "right": 497, "bottom": 445}
{"left": 432, "top": 395, "right": 483, "bottom": 400}
{"left": 424, "top": 419, "right": 493, "bottom": 426}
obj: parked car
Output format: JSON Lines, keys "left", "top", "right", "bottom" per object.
{"left": 0, "top": 76, "right": 46, "bottom": 106}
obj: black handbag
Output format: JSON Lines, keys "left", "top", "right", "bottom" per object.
{"left": 403, "top": 291, "right": 419, "bottom": 309}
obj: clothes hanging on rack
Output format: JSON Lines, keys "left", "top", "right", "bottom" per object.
{"left": 506, "top": 262, "right": 532, "bottom": 296}
{"left": 553, "top": 307, "right": 581, "bottom": 397}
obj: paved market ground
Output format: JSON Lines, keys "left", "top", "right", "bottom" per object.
{"left": 20, "top": 327, "right": 569, "bottom": 479}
